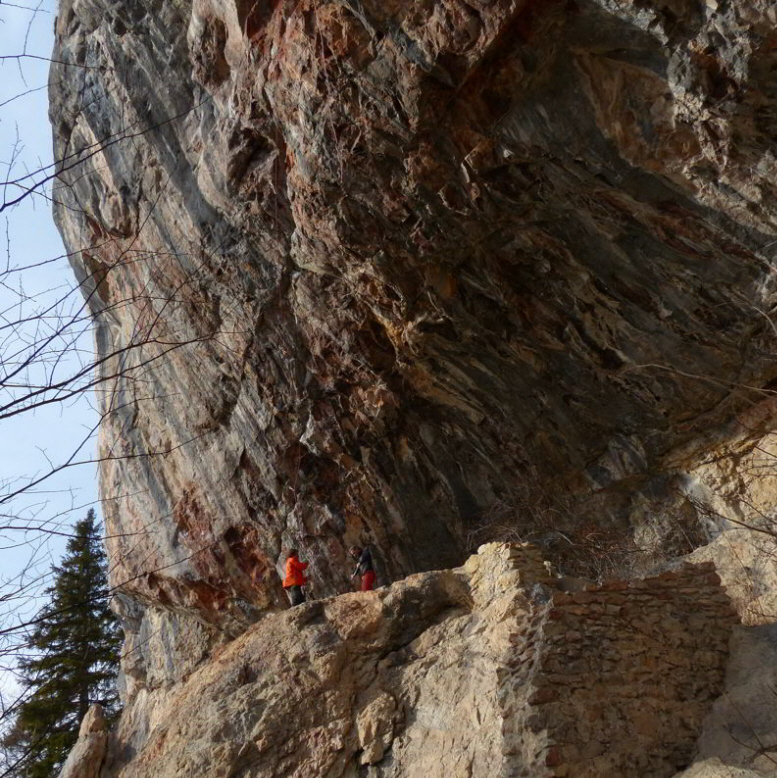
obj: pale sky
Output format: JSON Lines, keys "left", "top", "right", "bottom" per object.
{"left": 0, "top": 0, "right": 100, "bottom": 621}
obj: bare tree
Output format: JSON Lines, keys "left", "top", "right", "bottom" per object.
{"left": 0, "top": 11, "right": 243, "bottom": 759}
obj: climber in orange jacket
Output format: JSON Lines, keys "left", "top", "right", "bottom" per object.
{"left": 283, "top": 548, "right": 309, "bottom": 606}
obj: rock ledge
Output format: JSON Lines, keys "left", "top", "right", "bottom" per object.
{"left": 67, "top": 544, "right": 736, "bottom": 778}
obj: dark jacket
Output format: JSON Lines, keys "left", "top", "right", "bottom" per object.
{"left": 354, "top": 547, "right": 374, "bottom": 576}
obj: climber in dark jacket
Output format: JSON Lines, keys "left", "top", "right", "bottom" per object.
{"left": 349, "top": 546, "right": 376, "bottom": 591}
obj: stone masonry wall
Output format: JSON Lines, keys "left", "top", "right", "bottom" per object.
{"left": 526, "top": 563, "right": 738, "bottom": 778}
{"left": 418, "top": 543, "right": 737, "bottom": 778}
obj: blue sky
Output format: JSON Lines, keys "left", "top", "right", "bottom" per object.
{"left": 1, "top": 0, "right": 100, "bottom": 621}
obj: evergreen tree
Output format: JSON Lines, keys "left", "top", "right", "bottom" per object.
{"left": 2, "top": 510, "right": 122, "bottom": 778}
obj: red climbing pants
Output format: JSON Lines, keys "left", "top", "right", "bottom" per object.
{"left": 361, "top": 570, "right": 376, "bottom": 591}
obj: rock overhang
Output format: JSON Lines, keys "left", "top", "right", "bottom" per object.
{"left": 47, "top": 0, "right": 776, "bottom": 712}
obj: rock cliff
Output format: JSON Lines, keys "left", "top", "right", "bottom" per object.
{"left": 47, "top": 0, "right": 777, "bottom": 775}
{"left": 49, "top": 0, "right": 777, "bottom": 622}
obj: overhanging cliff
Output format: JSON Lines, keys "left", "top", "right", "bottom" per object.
{"left": 50, "top": 0, "right": 777, "bottom": 631}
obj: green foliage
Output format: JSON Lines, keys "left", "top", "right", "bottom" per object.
{"left": 2, "top": 510, "right": 122, "bottom": 778}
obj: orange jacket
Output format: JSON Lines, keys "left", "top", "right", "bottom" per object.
{"left": 283, "top": 556, "right": 308, "bottom": 588}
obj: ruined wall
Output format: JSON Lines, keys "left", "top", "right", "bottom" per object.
{"left": 48, "top": 0, "right": 777, "bottom": 650}
{"left": 536, "top": 563, "right": 736, "bottom": 777}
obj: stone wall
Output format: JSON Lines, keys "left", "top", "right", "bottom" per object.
{"left": 528, "top": 563, "right": 737, "bottom": 777}
{"left": 461, "top": 546, "right": 738, "bottom": 777}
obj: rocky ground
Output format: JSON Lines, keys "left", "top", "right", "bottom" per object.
{"left": 61, "top": 544, "right": 744, "bottom": 778}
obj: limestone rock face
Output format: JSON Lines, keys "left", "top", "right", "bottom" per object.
{"left": 675, "top": 762, "right": 771, "bottom": 778}
{"left": 90, "top": 545, "right": 736, "bottom": 778}
{"left": 58, "top": 705, "right": 108, "bottom": 778}
{"left": 48, "top": 0, "right": 777, "bottom": 645}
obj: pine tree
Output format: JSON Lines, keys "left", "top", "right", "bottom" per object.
{"left": 2, "top": 509, "right": 122, "bottom": 778}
